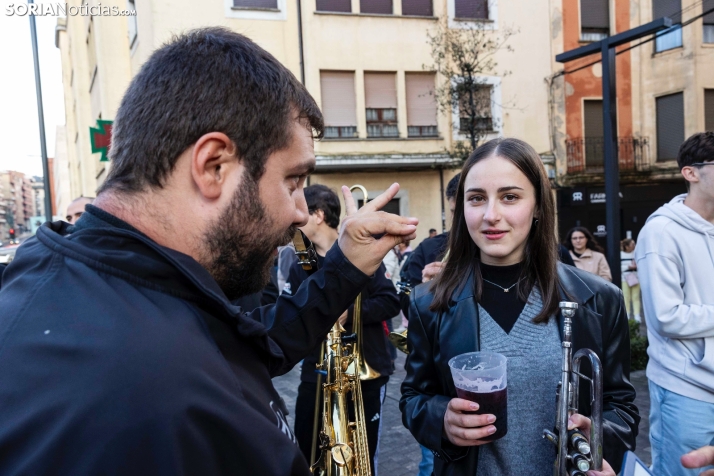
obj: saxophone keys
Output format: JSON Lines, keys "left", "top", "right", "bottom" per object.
{"left": 330, "top": 443, "right": 353, "bottom": 467}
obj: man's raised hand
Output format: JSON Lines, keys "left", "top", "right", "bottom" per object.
{"left": 339, "top": 183, "right": 418, "bottom": 277}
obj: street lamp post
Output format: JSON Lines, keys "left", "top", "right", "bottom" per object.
{"left": 28, "top": 0, "right": 54, "bottom": 224}
{"left": 555, "top": 17, "right": 672, "bottom": 287}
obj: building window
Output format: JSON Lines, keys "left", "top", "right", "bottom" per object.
{"left": 705, "top": 89, "right": 714, "bottom": 131}
{"left": 653, "top": 0, "right": 683, "bottom": 52}
{"left": 583, "top": 99, "right": 604, "bottom": 169}
{"left": 86, "top": 19, "right": 98, "bottom": 90}
{"left": 320, "top": 72, "right": 358, "bottom": 139}
{"left": 361, "top": 0, "right": 392, "bottom": 14}
{"left": 316, "top": 0, "right": 351, "bottom": 12}
{"left": 402, "top": 0, "right": 432, "bottom": 16}
{"left": 127, "top": 0, "right": 137, "bottom": 47}
{"left": 580, "top": 0, "right": 609, "bottom": 42}
{"left": 406, "top": 73, "right": 438, "bottom": 138}
{"left": 454, "top": 0, "right": 488, "bottom": 20}
{"left": 703, "top": 0, "right": 714, "bottom": 43}
{"left": 656, "top": 92, "right": 685, "bottom": 161}
{"left": 233, "top": 0, "right": 278, "bottom": 8}
{"left": 459, "top": 86, "right": 492, "bottom": 133}
{"left": 364, "top": 73, "right": 399, "bottom": 138}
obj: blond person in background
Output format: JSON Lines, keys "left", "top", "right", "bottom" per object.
{"left": 620, "top": 239, "right": 641, "bottom": 322}
{"left": 564, "top": 226, "right": 612, "bottom": 282}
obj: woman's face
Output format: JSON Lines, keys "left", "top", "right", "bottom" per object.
{"left": 463, "top": 155, "right": 537, "bottom": 266}
{"left": 571, "top": 231, "right": 587, "bottom": 253}
{"left": 626, "top": 241, "right": 636, "bottom": 253}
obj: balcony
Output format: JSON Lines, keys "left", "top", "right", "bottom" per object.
{"left": 565, "top": 137, "right": 650, "bottom": 174}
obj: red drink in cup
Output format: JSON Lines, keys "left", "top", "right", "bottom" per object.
{"left": 448, "top": 351, "right": 508, "bottom": 442}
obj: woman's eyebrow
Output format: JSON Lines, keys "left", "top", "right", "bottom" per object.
{"left": 465, "top": 186, "right": 524, "bottom": 193}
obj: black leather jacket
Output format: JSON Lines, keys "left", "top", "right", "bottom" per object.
{"left": 399, "top": 263, "right": 639, "bottom": 475}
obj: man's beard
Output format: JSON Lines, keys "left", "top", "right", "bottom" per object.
{"left": 202, "top": 175, "right": 296, "bottom": 301}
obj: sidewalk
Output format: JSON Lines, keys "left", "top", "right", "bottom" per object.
{"left": 273, "top": 354, "right": 652, "bottom": 474}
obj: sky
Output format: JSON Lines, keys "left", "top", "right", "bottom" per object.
{"left": 0, "top": 2, "right": 66, "bottom": 178}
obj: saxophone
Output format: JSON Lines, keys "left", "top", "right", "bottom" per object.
{"left": 309, "top": 185, "right": 375, "bottom": 476}
{"left": 543, "top": 301, "right": 604, "bottom": 476}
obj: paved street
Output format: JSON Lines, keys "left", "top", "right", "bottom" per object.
{"left": 273, "top": 331, "right": 652, "bottom": 474}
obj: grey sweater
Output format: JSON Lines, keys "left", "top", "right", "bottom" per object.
{"left": 476, "top": 289, "right": 562, "bottom": 475}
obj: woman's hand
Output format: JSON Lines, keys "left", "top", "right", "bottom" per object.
{"left": 681, "top": 446, "right": 714, "bottom": 476}
{"left": 568, "top": 413, "right": 616, "bottom": 476}
{"left": 443, "top": 398, "right": 497, "bottom": 446}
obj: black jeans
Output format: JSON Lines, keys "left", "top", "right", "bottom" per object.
{"left": 294, "top": 376, "right": 389, "bottom": 474}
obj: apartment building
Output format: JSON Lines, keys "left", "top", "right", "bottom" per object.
{"left": 553, "top": 0, "right": 714, "bottom": 246}
{"left": 55, "top": 0, "right": 555, "bottom": 241}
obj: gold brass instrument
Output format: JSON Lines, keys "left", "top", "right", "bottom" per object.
{"left": 543, "top": 301, "right": 604, "bottom": 476}
{"left": 389, "top": 250, "right": 449, "bottom": 355}
{"left": 310, "top": 184, "right": 375, "bottom": 476}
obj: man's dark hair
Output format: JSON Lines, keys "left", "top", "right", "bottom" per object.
{"left": 677, "top": 132, "right": 714, "bottom": 170}
{"left": 446, "top": 173, "right": 461, "bottom": 199}
{"left": 100, "top": 27, "right": 323, "bottom": 194}
{"left": 429, "top": 228, "right": 437, "bottom": 233}
{"left": 304, "top": 184, "right": 340, "bottom": 229}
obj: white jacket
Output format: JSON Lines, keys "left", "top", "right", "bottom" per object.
{"left": 635, "top": 193, "right": 714, "bottom": 402}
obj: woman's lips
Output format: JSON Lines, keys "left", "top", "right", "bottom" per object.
{"left": 482, "top": 230, "right": 507, "bottom": 240}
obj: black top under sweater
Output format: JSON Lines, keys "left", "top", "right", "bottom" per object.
{"left": 479, "top": 262, "right": 527, "bottom": 334}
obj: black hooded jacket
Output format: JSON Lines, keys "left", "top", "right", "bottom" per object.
{"left": 0, "top": 206, "right": 371, "bottom": 475}
{"left": 400, "top": 263, "right": 639, "bottom": 475}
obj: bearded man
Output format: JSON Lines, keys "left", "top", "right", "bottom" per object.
{"left": 0, "top": 28, "right": 417, "bottom": 475}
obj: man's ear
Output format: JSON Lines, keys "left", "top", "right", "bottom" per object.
{"left": 314, "top": 209, "right": 325, "bottom": 225}
{"left": 681, "top": 166, "right": 700, "bottom": 184}
{"left": 191, "top": 132, "right": 240, "bottom": 200}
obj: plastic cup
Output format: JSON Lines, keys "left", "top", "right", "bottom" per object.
{"left": 448, "top": 351, "right": 508, "bottom": 442}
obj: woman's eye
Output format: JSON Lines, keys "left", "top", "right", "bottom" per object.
{"left": 503, "top": 194, "right": 518, "bottom": 202}
{"left": 468, "top": 195, "right": 484, "bottom": 203}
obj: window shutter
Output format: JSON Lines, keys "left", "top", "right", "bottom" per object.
{"left": 406, "top": 73, "right": 437, "bottom": 126}
{"left": 656, "top": 92, "right": 685, "bottom": 161}
{"left": 364, "top": 73, "right": 398, "bottom": 109}
{"left": 316, "top": 0, "right": 351, "bottom": 12}
{"left": 320, "top": 72, "right": 357, "bottom": 127}
{"left": 704, "top": 0, "right": 714, "bottom": 25}
{"left": 580, "top": 0, "right": 609, "bottom": 29}
{"left": 454, "top": 0, "right": 488, "bottom": 19}
{"left": 402, "top": 0, "right": 432, "bottom": 16}
{"left": 583, "top": 100, "right": 604, "bottom": 137}
{"left": 360, "top": 0, "right": 392, "bottom": 13}
{"left": 233, "top": 0, "right": 278, "bottom": 8}
{"left": 705, "top": 89, "right": 714, "bottom": 131}
{"left": 652, "top": 0, "right": 682, "bottom": 23}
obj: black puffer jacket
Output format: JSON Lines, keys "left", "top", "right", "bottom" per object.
{"left": 400, "top": 263, "right": 639, "bottom": 475}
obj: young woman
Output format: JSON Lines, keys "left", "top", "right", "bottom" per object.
{"left": 564, "top": 227, "right": 612, "bottom": 281}
{"left": 620, "top": 238, "right": 641, "bottom": 322}
{"left": 399, "top": 138, "right": 638, "bottom": 476}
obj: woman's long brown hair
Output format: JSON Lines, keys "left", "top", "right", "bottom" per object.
{"left": 428, "top": 138, "right": 560, "bottom": 324}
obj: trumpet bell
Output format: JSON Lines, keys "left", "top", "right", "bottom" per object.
{"left": 388, "top": 329, "right": 409, "bottom": 354}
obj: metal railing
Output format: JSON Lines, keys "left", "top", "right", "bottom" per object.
{"left": 565, "top": 137, "right": 650, "bottom": 174}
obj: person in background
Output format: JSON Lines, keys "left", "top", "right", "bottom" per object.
{"left": 65, "top": 196, "right": 94, "bottom": 224}
{"left": 285, "top": 184, "right": 400, "bottom": 475}
{"left": 563, "top": 226, "right": 612, "bottom": 282}
{"left": 428, "top": 228, "right": 437, "bottom": 239}
{"left": 620, "top": 239, "right": 641, "bottom": 322}
{"left": 636, "top": 132, "right": 714, "bottom": 476}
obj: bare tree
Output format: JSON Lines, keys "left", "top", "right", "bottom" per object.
{"left": 426, "top": 20, "right": 516, "bottom": 160}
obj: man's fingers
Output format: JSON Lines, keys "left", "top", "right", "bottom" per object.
{"left": 450, "top": 426, "right": 497, "bottom": 444}
{"left": 342, "top": 186, "right": 357, "bottom": 216}
{"left": 358, "top": 183, "right": 400, "bottom": 214}
{"left": 682, "top": 446, "right": 714, "bottom": 469}
{"left": 586, "top": 457, "right": 615, "bottom": 476}
{"left": 568, "top": 413, "right": 591, "bottom": 432}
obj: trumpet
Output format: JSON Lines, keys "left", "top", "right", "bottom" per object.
{"left": 543, "top": 301, "right": 604, "bottom": 476}
{"left": 388, "top": 282, "right": 411, "bottom": 354}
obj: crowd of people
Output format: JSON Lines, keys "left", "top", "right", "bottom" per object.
{"left": 0, "top": 27, "right": 711, "bottom": 476}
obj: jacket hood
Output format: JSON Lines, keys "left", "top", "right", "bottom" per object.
{"left": 31, "top": 206, "right": 272, "bottom": 342}
{"left": 649, "top": 193, "right": 714, "bottom": 236}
